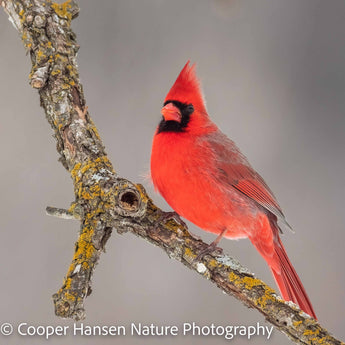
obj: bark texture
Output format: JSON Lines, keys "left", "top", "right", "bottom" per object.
{"left": 2, "top": 1, "right": 344, "bottom": 344}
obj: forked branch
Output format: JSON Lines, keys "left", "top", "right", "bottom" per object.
{"left": 2, "top": 1, "right": 343, "bottom": 344}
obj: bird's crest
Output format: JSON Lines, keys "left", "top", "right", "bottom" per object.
{"left": 164, "top": 61, "right": 206, "bottom": 112}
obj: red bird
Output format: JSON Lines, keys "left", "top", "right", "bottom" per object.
{"left": 150, "top": 62, "right": 316, "bottom": 319}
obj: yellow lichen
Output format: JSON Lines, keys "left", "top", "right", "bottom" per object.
{"left": 79, "top": 241, "right": 94, "bottom": 260}
{"left": 255, "top": 291, "right": 276, "bottom": 309}
{"left": 242, "top": 276, "right": 264, "bottom": 289}
{"left": 304, "top": 329, "right": 319, "bottom": 337}
{"left": 293, "top": 320, "right": 302, "bottom": 327}
{"left": 64, "top": 291, "right": 77, "bottom": 302}
{"left": 36, "top": 49, "right": 47, "bottom": 64}
{"left": 64, "top": 277, "right": 72, "bottom": 289}
{"left": 68, "top": 202, "right": 77, "bottom": 214}
{"left": 184, "top": 247, "right": 196, "bottom": 260}
{"left": 207, "top": 258, "right": 221, "bottom": 269}
{"left": 36, "top": 50, "right": 45, "bottom": 58}
{"left": 22, "top": 31, "right": 32, "bottom": 49}
{"left": 136, "top": 184, "right": 149, "bottom": 204}
{"left": 228, "top": 271, "right": 240, "bottom": 283}
{"left": 18, "top": 9, "right": 25, "bottom": 23}
{"left": 51, "top": 0, "right": 72, "bottom": 21}
{"left": 90, "top": 184, "right": 101, "bottom": 194}
{"left": 51, "top": 69, "right": 61, "bottom": 76}
{"left": 69, "top": 224, "right": 96, "bottom": 264}
{"left": 229, "top": 271, "right": 277, "bottom": 309}
{"left": 60, "top": 156, "right": 118, "bottom": 300}
{"left": 66, "top": 64, "right": 78, "bottom": 79}
{"left": 80, "top": 190, "right": 92, "bottom": 200}
{"left": 71, "top": 162, "right": 81, "bottom": 180}
{"left": 88, "top": 120, "right": 102, "bottom": 141}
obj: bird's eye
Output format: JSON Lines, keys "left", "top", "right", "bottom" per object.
{"left": 185, "top": 104, "right": 194, "bottom": 114}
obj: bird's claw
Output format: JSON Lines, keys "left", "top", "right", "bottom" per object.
{"left": 193, "top": 242, "right": 223, "bottom": 263}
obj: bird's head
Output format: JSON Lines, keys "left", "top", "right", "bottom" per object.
{"left": 157, "top": 61, "right": 210, "bottom": 134}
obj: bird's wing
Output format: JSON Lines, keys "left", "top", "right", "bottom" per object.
{"left": 204, "top": 131, "right": 291, "bottom": 229}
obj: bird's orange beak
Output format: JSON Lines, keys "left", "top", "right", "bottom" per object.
{"left": 161, "top": 103, "right": 181, "bottom": 123}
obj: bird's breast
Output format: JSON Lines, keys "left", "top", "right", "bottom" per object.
{"left": 151, "top": 132, "right": 259, "bottom": 238}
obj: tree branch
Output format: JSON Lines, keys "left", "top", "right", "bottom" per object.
{"left": 2, "top": 1, "right": 343, "bottom": 344}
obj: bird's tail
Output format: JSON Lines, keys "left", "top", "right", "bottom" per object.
{"left": 270, "top": 235, "right": 317, "bottom": 319}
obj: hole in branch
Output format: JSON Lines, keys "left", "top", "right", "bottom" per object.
{"left": 119, "top": 191, "right": 139, "bottom": 211}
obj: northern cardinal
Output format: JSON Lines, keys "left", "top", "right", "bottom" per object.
{"left": 150, "top": 61, "right": 316, "bottom": 319}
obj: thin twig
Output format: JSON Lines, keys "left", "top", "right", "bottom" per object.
{"left": 46, "top": 206, "right": 80, "bottom": 220}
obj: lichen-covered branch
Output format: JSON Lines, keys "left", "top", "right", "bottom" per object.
{"left": 1, "top": 0, "right": 144, "bottom": 321}
{"left": 2, "top": 1, "right": 343, "bottom": 344}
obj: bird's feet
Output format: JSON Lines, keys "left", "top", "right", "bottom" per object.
{"left": 194, "top": 241, "right": 223, "bottom": 263}
{"left": 193, "top": 228, "right": 227, "bottom": 262}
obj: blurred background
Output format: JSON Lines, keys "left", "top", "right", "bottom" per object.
{"left": 0, "top": 0, "right": 344, "bottom": 344}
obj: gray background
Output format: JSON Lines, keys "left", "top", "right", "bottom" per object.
{"left": 0, "top": 0, "right": 344, "bottom": 344}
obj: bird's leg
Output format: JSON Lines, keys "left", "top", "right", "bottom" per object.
{"left": 154, "top": 210, "right": 188, "bottom": 231}
{"left": 194, "top": 228, "right": 227, "bottom": 262}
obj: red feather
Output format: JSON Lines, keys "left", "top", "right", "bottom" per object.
{"left": 164, "top": 61, "right": 206, "bottom": 114}
{"left": 151, "top": 62, "right": 316, "bottom": 319}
